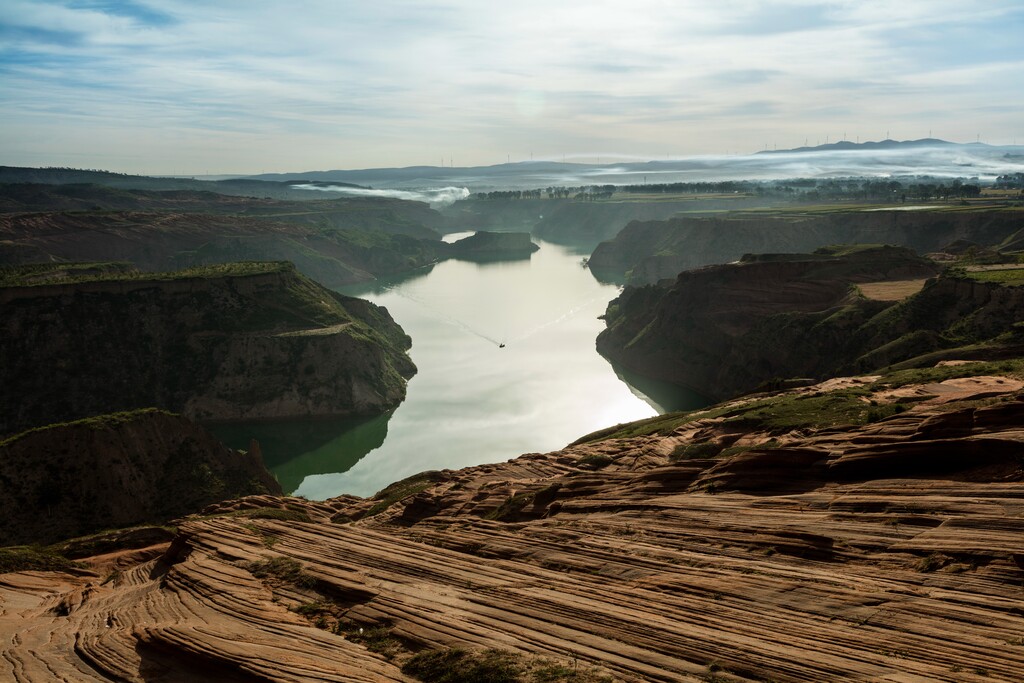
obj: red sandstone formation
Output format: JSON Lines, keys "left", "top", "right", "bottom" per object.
{"left": 2, "top": 376, "right": 1023, "bottom": 681}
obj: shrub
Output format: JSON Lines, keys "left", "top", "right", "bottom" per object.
{"left": 670, "top": 441, "right": 723, "bottom": 461}
{"left": 246, "top": 556, "right": 316, "bottom": 587}
{"left": 402, "top": 648, "right": 522, "bottom": 683}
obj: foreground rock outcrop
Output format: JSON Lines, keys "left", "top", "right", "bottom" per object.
{"left": 0, "top": 409, "right": 281, "bottom": 546}
{"left": 3, "top": 374, "right": 1023, "bottom": 681}
{"left": 0, "top": 262, "right": 416, "bottom": 435}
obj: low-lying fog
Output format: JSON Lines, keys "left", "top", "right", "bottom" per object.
{"left": 253, "top": 142, "right": 1024, "bottom": 197}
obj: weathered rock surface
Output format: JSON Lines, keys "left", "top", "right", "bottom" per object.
{"left": 3, "top": 378, "right": 1023, "bottom": 682}
{"left": 0, "top": 409, "right": 280, "bottom": 546}
{"left": 0, "top": 262, "right": 416, "bottom": 435}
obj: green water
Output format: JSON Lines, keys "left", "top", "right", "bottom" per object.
{"left": 212, "top": 237, "right": 706, "bottom": 498}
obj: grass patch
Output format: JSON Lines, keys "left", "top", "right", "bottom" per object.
{"left": 485, "top": 492, "right": 536, "bottom": 522}
{"left": 872, "top": 358, "right": 1024, "bottom": 389}
{"left": 246, "top": 556, "right": 315, "bottom": 587}
{"left": 366, "top": 471, "right": 446, "bottom": 517}
{"left": 670, "top": 441, "right": 723, "bottom": 462}
{"left": 403, "top": 648, "right": 522, "bottom": 683}
{"left": 916, "top": 553, "right": 950, "bottom": 573}
{"left": 571, "top": 411, "right": 694, "bottom": 444}
{"left": 336, "top": 621, "right": 403, "bottom": 659}
{"left": 964, "top": 267, "right": 1024, "bottom": 286}
{"left": 0, "top": 408, "right": 174, "bottom": 448}
{"left": 0, "top": 546, "right": 86, "bottom": 573}
{"left": 576, "top": 454, "right": 613, "bottom": 470}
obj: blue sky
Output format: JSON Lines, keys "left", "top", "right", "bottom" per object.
{"left": 1, "top": 0, "right": 1022, "bottom": 174}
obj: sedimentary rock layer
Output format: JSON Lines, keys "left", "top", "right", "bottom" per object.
{"left": 3, "top": 378, "right": 1022, "bottom": 681}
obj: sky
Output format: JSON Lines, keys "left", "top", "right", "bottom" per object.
{"left": 1, "top": 0, "right": 1022, "bottom": 175}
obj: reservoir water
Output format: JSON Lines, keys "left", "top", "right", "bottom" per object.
{"left": 212, "top": 235, "right": 707, "bottom": 498}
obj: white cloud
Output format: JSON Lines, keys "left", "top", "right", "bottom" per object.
{"left": 1, "top": 0, "right": 1021, "bottom": 173}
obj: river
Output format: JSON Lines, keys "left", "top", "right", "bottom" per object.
{"left": 211, "top": 234, "right": 707, "bottom": 498}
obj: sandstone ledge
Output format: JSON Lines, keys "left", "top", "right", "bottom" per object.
{"left": 3, "top": 380, "right": 1023, "bottom": 682}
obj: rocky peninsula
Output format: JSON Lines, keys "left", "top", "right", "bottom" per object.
{"left": 0, "top": 262, "right": 416, "bottom": 435}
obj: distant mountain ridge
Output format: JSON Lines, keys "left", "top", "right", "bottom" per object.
{"left": 758, "top": 138, "right": 983, "bottom": 154}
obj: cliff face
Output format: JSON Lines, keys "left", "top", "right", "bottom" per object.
{"left": 0, "top": 409, "right": 280, "bottom": 546}
{"left": 594, "top": 247, "right": 1024, "bottom": 401}
{"left": 0, "top": 263, "right": 416, "bottom": 434}
{"left": 4, "top": 375, "right": 1023, "bottom": 681}
{"left": 443, "top": 195, "right": 782, "bottom": 248}
{"left": 0, "top": 209, "right": 447, "bottom": 286}
{"left": 589, "top": 209, "right": 1024, "bottom": 284}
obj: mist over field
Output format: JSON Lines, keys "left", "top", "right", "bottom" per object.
{"left": 291, "top": 184, "right": 471, "bottom": 206}
{"left": 253, "top": 141, "right": 1024, "bottom": 192}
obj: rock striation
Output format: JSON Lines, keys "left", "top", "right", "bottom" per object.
{"left": 0, "top": 409, "right": 281, "bottom": 546}
{"left": 0, "top": 262, "right": 416, "bottom": 435}
{"left": 2, "top": 375, "right": 1023, "bottom": 681}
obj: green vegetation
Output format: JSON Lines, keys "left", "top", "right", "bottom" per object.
{"left": 0, "top": 261, "right": 137, "bottom": 287}
{"left": 246, "top": 556, "right": 316, "bottom": 587}
{"left": 579, "top": 353, "right": 1024, "bottom": 450}
{"left": 0, "top": 260, "right": 289, "bottom": 288}
{"left": 336, "top": 621, "right": 403, "bottom": 659}
{"left": 670, "top": 441, "right": 724, "bottom": 461}
{"left": 871, "top": 359, "right": 1024, "bottom": 389}
{"left": 485, "top": 492, "right": 537, "bottom": 521}
{"left": 0, "top": 408, "right": 173, "bottom": 449}
{"left": 403, "top": 648, "right": 522, "bottom": 683}
{"left": 365, "top": 471, "right": 446, "bottom": 517}
{"left": 576, "top": 454, "right": 613, "bottom": 470}
{"left": 965, "top": 267, "right": 1024, "bottom": 286}
{"left": 402, "top": 648, "right": 612, "bottom": 683}
{"left": 0, "top": 546, "right": 86, "bottom": 573}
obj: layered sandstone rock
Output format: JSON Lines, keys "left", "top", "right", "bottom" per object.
{"left": 3, "top": 377, "right": 1022, "bottom": 682}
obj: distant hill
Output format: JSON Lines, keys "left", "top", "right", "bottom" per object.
{"left": 758, "top": 138, "right": 979, "bottom": 154}
{"left": 0, "top": 166, "right": 364, "bottom": 201}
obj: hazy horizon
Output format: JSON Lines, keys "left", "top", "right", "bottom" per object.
{"left": 2, "top": 1, "right": 1022, "bottom": 175}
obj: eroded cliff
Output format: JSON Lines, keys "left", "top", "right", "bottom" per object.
{"left": 0, "top": 409, "right": 281, "bottom": 546}
{"left": 0, "top": 262, "right": 416, "bottom": 434}
{"left": 596, "top": 245, "right": 979, "bottom": 400}
{"left": 589, "top": 208, "right": 1024, "bottom": 284}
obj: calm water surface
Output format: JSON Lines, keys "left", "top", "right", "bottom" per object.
{"left": 212, "top": 235, "right": 705, "bottom": 498}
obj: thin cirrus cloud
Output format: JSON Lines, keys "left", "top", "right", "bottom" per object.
{"left": 0, "top": 0, "right": 1021, "bottom": 174}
